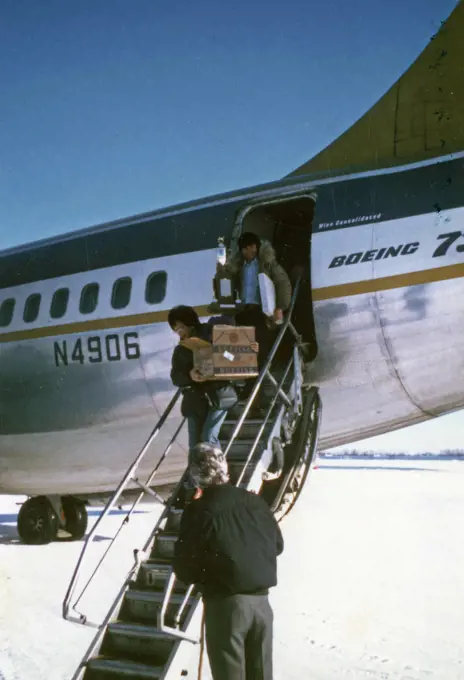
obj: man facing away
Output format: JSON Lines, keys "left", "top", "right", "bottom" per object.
{"left": 172, "top": 443, "right": 284, "bottom": 680}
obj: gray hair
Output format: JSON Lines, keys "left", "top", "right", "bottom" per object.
{"left": 189, "top": 443, "right": 230, "bottom": 489}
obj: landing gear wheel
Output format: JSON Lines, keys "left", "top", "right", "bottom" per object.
{"left": 17, "top": 496, "right": 59, "bottom": 545}
{"left": 269, "top": 387, "right": 322, "bottom": 522}
{"left": 62, "top": 496, "right": 88, "bottom": 541}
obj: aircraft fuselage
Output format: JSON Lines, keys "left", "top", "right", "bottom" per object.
{"left": 1, "top": 153, "right": 463, "bottom": 498}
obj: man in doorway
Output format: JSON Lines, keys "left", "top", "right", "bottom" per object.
{"left": 217, "top": 231, "right": 292, "bottom": 370}
{"left": 173, "top": 442, "right": 284, "bottom": 680}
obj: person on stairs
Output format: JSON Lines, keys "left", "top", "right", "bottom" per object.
{"left": 217, "top": 231, "right": 292, "bottom": 408}
{"left": 218, "top": 231, "right": 292, "bottom": 367}
{"left": 168, "top": 305, "right": 238, "bottom": 465}
{"left": 173, "top": 442, "right": 284, "bottom": 680}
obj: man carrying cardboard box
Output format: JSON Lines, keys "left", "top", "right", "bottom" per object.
{"left": 168, "top": 306, "right": 239, "bottom": 464}
{"left": 168, "top": 307, "right": 259, "bottom": 468}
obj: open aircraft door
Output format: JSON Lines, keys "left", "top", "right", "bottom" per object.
{"left": 231, "top": 191, "right": 319, "bottom": 361}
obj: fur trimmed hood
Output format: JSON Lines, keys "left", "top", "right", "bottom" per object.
{"left": 226, "top": 238, "right": 277, "bottom": 274}
{"left": 221, "top": 237, "right": 292, "bottom": 310}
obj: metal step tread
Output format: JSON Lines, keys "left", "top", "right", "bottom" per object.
{"left": 137, "top": 560, "right": 180, "bottom": 575}
{"left": 165, "top": 508, "right": 183, "bottom": 520}
{"left": 125, "top": 590, "right": 191, "bottom": 605}
{"left": 135, "top": 561, "right": 174, "bottom": 576}
{"left": 227, "top": 464, "right": 256, "bottom": 485}
{"left": 165, "top": 508, "right": 183, "bottom": 518}
{"left": 220, "top": 436, "right": 265, "bottom": 446}
{"left": 220, "top": 440, "right": 266, "bottom": 457}
{"left": 156, "top": 532, "right": 179, "bottom": 541}
{"left": 223, "top": 418, "right": 264, "bottom": 426}
{"left": 151, "top": 532, "right": 179, "bottom": 560}
{"left": 227, "top": 403, "right": 274, "bottom": 418}
{"left": 220, "top": 423, "right": 272, "bottom": 443}
{"left": 86, "top": 656, "right": 164, "bottom": 678}
{"left": 131, "top": 578, "right": 190, "bottom": 596}
{"left": 137, "top": 557, "right": 174, "bottom": 568}
{"left": 107, "top": 621, "right": 174, "bottom": 640}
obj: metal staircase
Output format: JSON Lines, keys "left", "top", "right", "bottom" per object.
{"left": 63, "top": 278, "right": 322, "bottom": 680}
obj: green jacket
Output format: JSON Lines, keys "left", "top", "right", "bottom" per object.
{"left": 223, "top": 239, "right": 292, "bottom": 311}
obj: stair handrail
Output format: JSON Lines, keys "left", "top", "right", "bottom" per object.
{"left": 235, "top": 351, "right": 295, "bottom": 487}
{"left": 68, "top": 469, "right": 200, "bottom": 680}
{"left": 157, "top": 280, "right": 306, "bottom": 641}
{"left": 156, "top": 571, "right": 200, "bottom": 643}
{"left": 67, "top": 417, "right": 187, "bottom": 625}
{"left": 68, "top": 274, "right": 317, "bottom": 677}
{"left": 63, "top": 388, "right": 184, "bottom": 622}
{"left": 70, "top": 383, "right": 319, "bottom": 679}
{"left": 224, "top": 275, "right": 302, "bottom": 463}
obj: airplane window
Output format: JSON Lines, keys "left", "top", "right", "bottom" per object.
{"left": 79, "top": 283, "right": 99, "bottom": 315}
{"left": 23, "top": 293, "right": 41, "bottom": 323}
{"left": 50, "top": 288, "right": 70, "bottom": 319}
{"left": 111, "top": 277, "right": 132, "bottom": 310}
{"left": 0, "top": 298, "right": 15, "bottom": 327}
{"left": 145, "top": 271, "right": 167, "bottom": 305}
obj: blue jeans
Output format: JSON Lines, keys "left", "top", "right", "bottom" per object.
{"left": 187, "top": 408, "right": 228, "bottom": 465}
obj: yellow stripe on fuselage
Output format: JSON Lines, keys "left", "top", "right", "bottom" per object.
{"left": 1, "top": 263, "right": 463, "bottom": 343}
{"left": 311, "top": 262, "right": 464, "bottom": 301}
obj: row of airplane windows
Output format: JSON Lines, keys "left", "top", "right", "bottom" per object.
{"left": 0, "top": 271, "right": 167, "bottom": 328}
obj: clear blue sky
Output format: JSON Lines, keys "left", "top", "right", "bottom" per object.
{"left": 1, "top": 0, "right": 462, "bottom": 450}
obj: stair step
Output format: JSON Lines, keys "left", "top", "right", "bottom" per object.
{"left": 164, "top": 508, "right": 183, "bottom": 532}
{"left": 68, "top": 351, "right": 313, "bottom": 680}
{"left": 223, "top": 418, "right": 264, "bottom": 426}
{"left": 221, "top": 419, "right": 268, "bottom": 441}
{"left": 136, "top": 563, "right": 188, "bottom": 592}
{"left": 222, "top": 439, "right": 266, "bottom": 460}
{"left": 151, "top": 533, "right": 178, "bottom": 560}
{"left": 227, "top": 401, "right": 273, "bottom": 420}
{"left": 84, "top": 656, "right": 164, "bottom": 679}
{"left": 121, "top": 590, "right": 194, "bottom": 625}
{"left": 227, "top": 460, "right": 255, "bottom": 486}
{"left": 102, "top": 622, "right": 176, "bottom": 665}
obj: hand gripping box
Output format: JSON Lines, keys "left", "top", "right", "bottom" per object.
{"left": 193, "top": 326, "right": 258, "bottom": 380}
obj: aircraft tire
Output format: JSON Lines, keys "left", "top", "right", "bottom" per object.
{"left": 62, "top": 496, "right": 88, "bottom": 541}
{"left": 17, "top": 496, "right": 59, "bottom": 545}
{"left": 269, "top": 387, "right": 321, "bottom": 521}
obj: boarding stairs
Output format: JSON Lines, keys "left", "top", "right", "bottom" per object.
{"left": 64, "top": 278, "right": 322, "bottom": 680}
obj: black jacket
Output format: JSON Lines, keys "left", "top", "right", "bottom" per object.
{"left": 170, "top": 323, "right": 210, "bottom": 387}
{"left": 170, "top": 323, "right": 211, "bottom": 418}
{"left": 170, "top": 344, "right": 206, "bottom": 418}
{"left": 172, "top": 484, "right": 284, "bottom": 599}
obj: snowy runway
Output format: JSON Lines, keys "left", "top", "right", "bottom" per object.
{"left": 1, "top": 458, "right": 463, "bottom": 679}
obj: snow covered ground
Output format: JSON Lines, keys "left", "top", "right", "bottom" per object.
{"left": 1, "top": 457, "right": 464, "bottom": 680}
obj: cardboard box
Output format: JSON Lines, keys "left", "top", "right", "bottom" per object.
{"left": 212, "top": 325, "right": 258, "bottom": 378}
{"left": 188, "top": 326, "right": 259, "bottom": 380}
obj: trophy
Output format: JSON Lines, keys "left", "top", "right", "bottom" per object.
{"left": 210, "top": 237, "right": 241, "bottom": 311}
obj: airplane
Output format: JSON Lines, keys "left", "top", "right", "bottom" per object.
{"left": 1, "top": 1, "right": 463, "bottom": 545}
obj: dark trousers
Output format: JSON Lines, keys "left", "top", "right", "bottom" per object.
{"left": 236, "top": 307, "right": 278, "bottom": 408}
{"left": 204, "top": 593, "right": 274, "bottom": 680}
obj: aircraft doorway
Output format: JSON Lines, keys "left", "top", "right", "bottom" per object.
{"left": 234, "top": 194, "right": 318, "bottom": 361}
